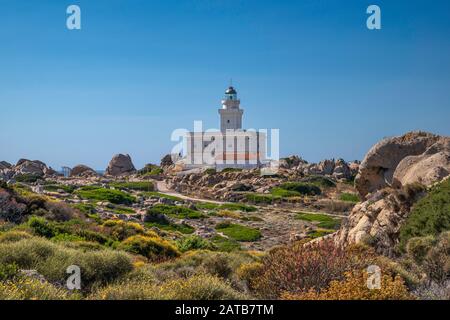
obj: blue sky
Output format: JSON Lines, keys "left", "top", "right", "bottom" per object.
{"left": 1, "top": 0, "right": 449, "bottom": 169}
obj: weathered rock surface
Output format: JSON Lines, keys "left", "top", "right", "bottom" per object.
{"left": 14, "top": 159, "right": 47, "bottom": 176}
{"left": 297, "top": 158, "right": 356, "bottom": 181}
{"left": 334, "top": 186, "right": 425, "bottom": 255}
{"left": 279, "top": 155, "right": 307, "bottom": 169}
{"left": 70, "top": 165, "right": 98, "bottom": 177}
{"left": 0, "top": 161, "right": 12, "bottom": 170}
{"left": 105, "top": 154, "right": 136, "bottom": 176}
{"left": 160, "top": 154, "right": 174, "bottom": 168}
{"left": 355, "top": 131, "right": 450, "bottom": 198}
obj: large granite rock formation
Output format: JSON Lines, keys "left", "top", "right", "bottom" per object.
{"left": 355, "top": 131, "right": 450, "bottom": 198}
{"left": 14, "top": 159, "right": 47, "bottom": 176}
{"left": 70, "top": 164, "right": 98, "bottom": 177}
{"left": 105, "top": 154, "right": 136, "bottom": 176}
{"left": 335, "top": 131, "right": 450, "bottom": 255}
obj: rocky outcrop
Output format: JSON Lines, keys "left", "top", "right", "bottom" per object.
{"left": 332, "top": 159, "right": 351, "bottom": 180}
{"left": 70, "top": 165, "right": 98, "bottom": 177}
{"left": 355, "top": 131, "right": 450, "bottom": 198}
{"left": 279, "top": 155, "right": 307, "bottom": 169}
{"left": 297, "top": 158, "right": 356, "bottom": 181}
{"left": 334, "top": 185, "right": 426, "bottom": 255}
{"left": 335, "top": 131, "right": 450, "bottom": 255}
{"left": 0, "top": 161, "right": 12, "bottom": 170}
{"left": 14, "top": 159, "right": 47, "bottom": 176}
{"left": 160, "top": 154, "right": 174, "bottom": 168}
{"left": 105, "top": 154, "right": 136, "bottom": 176}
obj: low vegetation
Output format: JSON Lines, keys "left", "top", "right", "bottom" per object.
{"left": 147, "top": 204, "right": 205, "bottom": 219}
{"left": 75, "top": 186, "right": 135, "bottom": 205}
{"left": 110, "top": 181, "right": 155, "bottom": 191}
{"left": 339, "top": 192, "right": 359, "bottom": 203}
{"left": 399, "top": 179, "right": 450, "bottom": 249}
{"left": 295, "top": 212, "right": 341, "bottom": 229}
{"left": 215, "top": 222, "right": 261, "bottom": 242}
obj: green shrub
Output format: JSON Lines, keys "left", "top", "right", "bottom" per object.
{"left": 215, "top": 222, "right": 261, "bottom": 242}
{"left": 211, "top": 235, "right": 241, "bottom": 252}
{"left": 119, "top": 235, "right": 180, "bottom": 261}
{"left": 295, "top": 212, "right": 341, "bottom": 229}
{"left": 75, "top": 186, "right": 135, "bottom": 205}
{"left": 339, "top": 193, "right": 359, "bottom": 203}
{"left": 147, "top": 204, "right": 205, "bottom": 219}
{"left": 204, "top": 168, "right": 217, "bottom": 175}
{"left": 406, "top": 236, "right": 436, "bottom": 265}
{"left": 399, "top": 179, "right": 450, "bottom": 250}
{"left": 278, "top": 182, "right": 321, "bottom": 196}
{"left": 270, "top": 187, "right": 302, "bottom": 198}
{"left": 245, "top": 193, "right": 281, "bottom": 204}
{"left": 176, "top": 235, "right": 216, "bottom": 252}
{"left": 301, "top": 176, "right": 336, "bottom": 188}
{"left": 71, "top": 203, "right": 96, "bottom": 215}
{"left": 145, "top": 221, "right": 195, "bottom": 234}
{"left": 0, "top": 263, "right": 19, "bottom": 280}
{"left": 14, "top": 174, "right": 42, "bottom": 183}
{"left": 110, "top": 181, "right": 154, "bottom": 192}
{"left": 0, "top": 231, "right": 32, "bottom": 243}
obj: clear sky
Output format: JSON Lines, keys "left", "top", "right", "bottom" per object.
{"left": 1, "top": 0, "right": 449, "bottom": 170}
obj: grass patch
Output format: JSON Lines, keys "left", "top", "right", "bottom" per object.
{"left": 70, "top": 203, "right": 96, "bottom": 215}
{"left": 295, "top": 212, "right": 341, "bottom": 229}
{"left": 339, "top": 193, "right": 359, "bottom": 203}
{"left": 142, "top": 191, "right": 183, "bottom": 202}
{"left": 270, "top": 187, "right": 302, "bottom": 198}
{"left": 211, "top": 235, "right": 241, "bottom": 252}
{"left": 306, "top": 229, "right": 335, "bottom": 238}
{"left": 75, "top": 186, "right": 135, "bottom": 205}
{"left": 110, "top": 181, "right": 154, "bottom": 192}
{"left": 215, "top": 222, "right": 261, "bottom": 242}
{"left": 147, "top": 204, "right": 205, "bottom": 219}
{"left": 245, "top": 193, "right": 281, "bottom": 204}
{"left": 145, "top": 222, "right": 194, "bottom": 234}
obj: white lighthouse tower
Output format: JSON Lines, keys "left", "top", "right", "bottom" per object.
{"left": 219, "top": 86, "right": 244, "bottom": 132}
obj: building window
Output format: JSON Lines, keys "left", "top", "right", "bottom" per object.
{"left": 227, "top": 120, "right": 230, "bottom": 123}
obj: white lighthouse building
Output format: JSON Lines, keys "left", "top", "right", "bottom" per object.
{"left": 219, "top": 86, "right": 243, "bottom": 132}
{"left": 183, "top": 86, "right": 267, "bottom": 171}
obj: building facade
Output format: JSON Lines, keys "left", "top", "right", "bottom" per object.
{"left": 184, "top": 86, "right": 267, "bottom": 171}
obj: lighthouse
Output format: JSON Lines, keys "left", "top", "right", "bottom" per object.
{"left": 219, "top": 86, "right": 244, "bottom": 132}
{"left": 183, "top": 84, "right": 267, "bottom": 171}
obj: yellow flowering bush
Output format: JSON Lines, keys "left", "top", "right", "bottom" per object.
{"left": 119, "top": 235, "right": 180, "bottom": 261}
{"left": 281, "top": 270, "right": 415, "bottom": 300}
{"left": 0, "top": 277, "right": 79, "bottom": 300}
